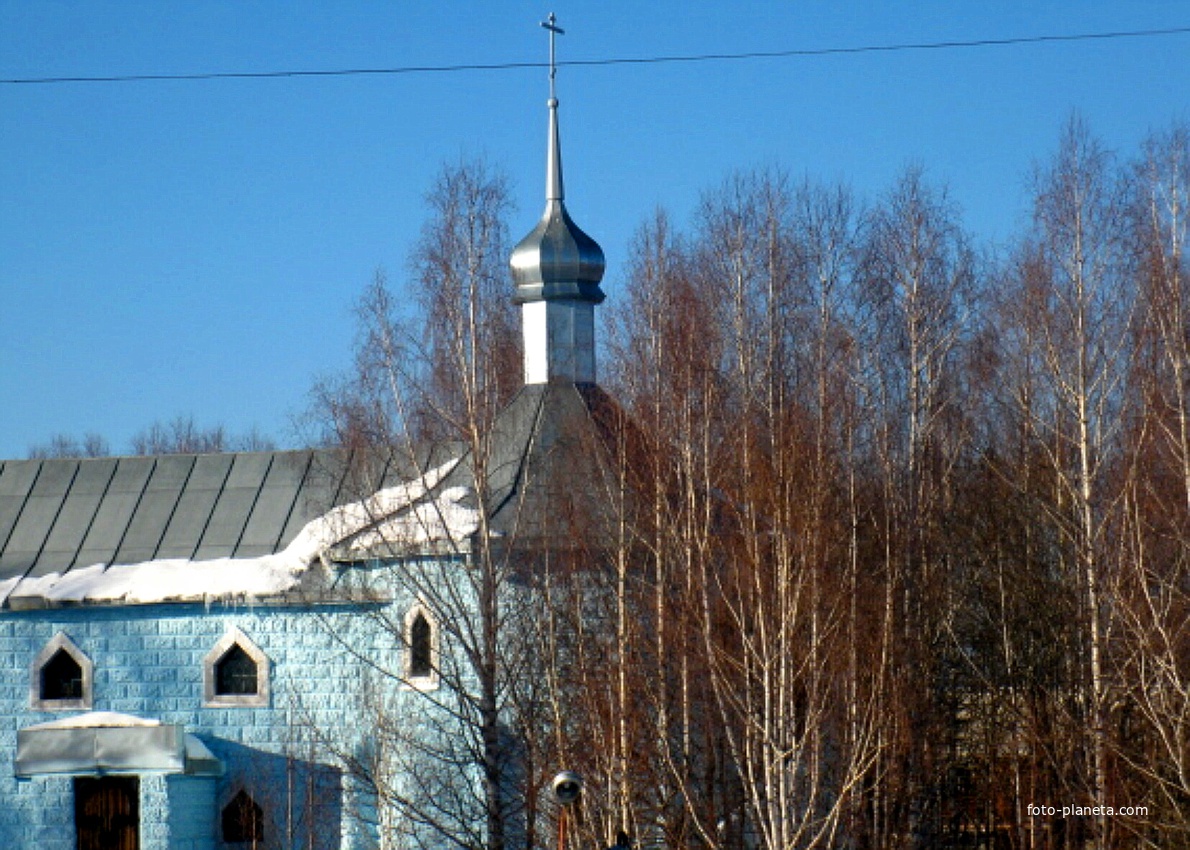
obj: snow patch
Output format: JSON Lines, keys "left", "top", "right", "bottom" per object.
{"left": 0, "top": 576, "right": 20, "bottom": 603}
{"left": 340, "top": 486, "right": 479, "bottom": 554}
{"left": 28, "top": 711, "right": 161, "bottom": 730}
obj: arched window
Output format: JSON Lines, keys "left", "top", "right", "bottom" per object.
{"left": 222, "top": 788, "right": 264, "bottom": 843}
{"left": 31, "top": 633, "right": 93, "bottom": 710}
{"left": 410, "top": 613, "right": 432, "bottom": 678}
{"left": 42, "top": 649, "right": 83, "bottom": 700}
{"left": 203, "top": 627, "right": 269, "bottom": 707}
{"left": 215, "top": 644, "right": 258, "bottom": 696}
{"left": 403, "top": 605, "right": 438, "bottom": 689}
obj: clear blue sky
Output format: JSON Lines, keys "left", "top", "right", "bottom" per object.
{"left": 2, "top": 2, "right": 1188, "bottom": 458}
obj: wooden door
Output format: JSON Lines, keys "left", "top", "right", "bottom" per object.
{"left": 74, "top": 776, "right": 139, "bottom": 850}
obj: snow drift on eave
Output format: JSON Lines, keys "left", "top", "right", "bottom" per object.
{"left": 0, "top": 458, "right": 478, "bottom": 607}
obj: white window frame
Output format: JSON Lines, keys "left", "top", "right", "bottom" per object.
{"left": 203, "top": 626, "right": 270, "bottom": 708}
{"left": 402, "top": 604, "right": 439, "bottom": 690}
{"left": 31, "top": 632, "right": 93, "bottom": 711}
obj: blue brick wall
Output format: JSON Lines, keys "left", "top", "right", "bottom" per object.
{"left": 141, "top": 774, "right": 170, "bottom": 848}
{"left": 167, "top": 775, "right": 216, "bottom": 850}
{"left": 0, "top": 558, "right": 469, "bottom": 849}
{"left": 0, "top": 776, "right": 74, "bottom": 850}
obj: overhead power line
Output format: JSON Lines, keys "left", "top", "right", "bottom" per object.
{"left": 4, "top": 25, "right": 1189, "bottom": 86}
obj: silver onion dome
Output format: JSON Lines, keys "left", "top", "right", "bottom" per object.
{"left": 510, "top": 91, "right": 606, "bottom": 305}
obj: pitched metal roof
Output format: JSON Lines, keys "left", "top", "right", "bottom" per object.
{"left": 0, "top": 383, "right": 623, "bottom": 605}
{"left": 481, "top": 381, "right": 625, "bottom": 540}
{"left": 0, "top": 449, "right": 356, "bottom": 585}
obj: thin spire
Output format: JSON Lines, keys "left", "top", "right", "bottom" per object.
{"left": 541, "top": 13, "right": 564, "bottom": 202}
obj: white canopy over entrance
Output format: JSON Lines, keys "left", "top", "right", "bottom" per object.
{"left": 15, "top": 711, "right": 221, "bottom": 777}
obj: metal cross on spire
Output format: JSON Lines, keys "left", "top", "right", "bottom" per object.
{"left": 540, "top": 12, "right": 564, "bottom": 101}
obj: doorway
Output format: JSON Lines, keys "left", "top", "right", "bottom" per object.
{"left": 74, "top": 776, "right": 139, "bottom": 850}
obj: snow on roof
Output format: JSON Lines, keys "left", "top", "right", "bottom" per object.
{"left": 27, "top": 711, "right": 161, "bottom": 731}
{"left": 2, "top": 458, "right": 477, "bottom": 607}
{"left": 334, "top": 485, "right": 478, "bottom": 555}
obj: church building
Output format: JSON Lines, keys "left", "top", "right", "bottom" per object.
{"left": 0, "top": 21, "right": 612, "bottom": 849}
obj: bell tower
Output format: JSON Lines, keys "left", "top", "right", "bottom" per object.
{"left": 509, "top": 13, "right": 606, "bottom": 385}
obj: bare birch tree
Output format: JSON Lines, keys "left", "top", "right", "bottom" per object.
{"left": 1003, "top": 116, "right": 1133, "bottom": 849}
{"left": 309, "top": 158, "right": 541, "bottom": 850}
{"left": 856, "top": 164, "right": 979, "bottom": 848}
{"left": 1114, "top": 121, "right": 1190, "bottom": 844}
{"left": 599, "top": 171, "right": 886, "bottom": 850}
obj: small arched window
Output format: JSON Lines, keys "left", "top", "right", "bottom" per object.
{"left": 404, "top": 605, "right": 438, "bottom": 689}
{"left": 410, "top": 613, "right": 432, "bottom": 678}
{"left": 204, "top": 627, "right": 269, "bottom": 708}
{"left": 31, "top": 633, "right": 93, "bottom": 711}
{"left": 42, "top": 649, "right": 83, "bottom": 700}
{"left": 215, "top": 644, "right": 258, "bottom": 696}
{"left": 222, "top": 788, "right": 264, "bottom": 843}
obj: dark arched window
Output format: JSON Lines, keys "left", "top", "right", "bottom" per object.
{"left": 410, "top": 613, "right": 433, "bottom": 677}
{"left": 41, "top": 648, "right": 83, "bottom": 701}
{"left": 32, "top": 633, "right": 92, "bottom": 710}
{"left": 215, "top": 644, "right": 258, "bottom": 696}
{"left": 222, "top": 789, "right": 264, "bottom": 843}
{"left": 204, "top": 627, "right": 269, "bottom": 707}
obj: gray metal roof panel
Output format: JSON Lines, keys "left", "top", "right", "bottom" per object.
{"left": 74, "top": 458, "right": 156, "bottom": 567}
{"left": 334, "top": 449, "right": 386, "bottom": 504}
{"left": 33, "top": 493, "right": 105, "bottom": 572}
{"left": 264, "top": 450, "right": 315, "bottom": 485}
{"left": 277, "top": 488, "right": 327, "bottom": 549}
{"left": 153, "top": 487, "right": 221, "bottom": 560}
{"left": 31, "top": 460, "right": 118, "bottom": 572}
{"left": 223, "top": 452, "right": 274, "bottom": 488}
{"left": 0, "top": 459, "right": 42, "bottom": 496}
{"left": 483, "top": 385, "right": 547, "bottom": 517}
{"left": 0, "top": 460, "right": 79, "bottom": 577}
{"left": 0, "top": 551, "right": 37, "bottom": 578}
{"left": 143, "top": 455, "right": 196, "bottom": 491}
{"left": 158, "top": 454, "right": 214, "bottom": 485}
{"left": 486, "top": 383, "right": 621, "bottom": 540}
{"left": 68, "top": 458, "right": 120, "bottom": 495}
{"left": 236, "top": 452, "right": 310, "bottom": 555}
{"left": 278, "top": 450, "right": 348, "bottom": 547}
{"left": 0, "top": 494, "right": 32, "bottom": 565}
{"left": 191, "top": 492, "right": 258, "bottom": 560}
{"left": 191, "top": 453, "right": 264, "bottom": 560}
{"left": 3, "top": 494, "right": 69, "bottom": 575}
{"left": 104, "top": 457, "right": 157, "bottom": 493}
{"left": 113, "top": 458, "right": 195, "bottom": 564}
{"left": 153, "top": 454, "right": 233, "bottom": 560}
{"left": 27, "top": 459, "right": 77, "bottom": 496}
{"left": 0, "top": 461, "right": 41, "bottom": 563}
